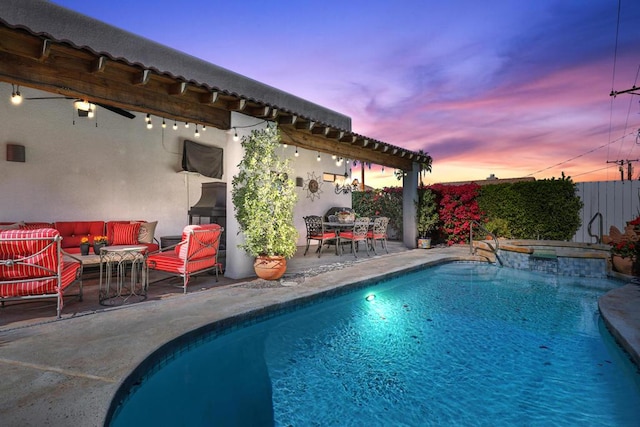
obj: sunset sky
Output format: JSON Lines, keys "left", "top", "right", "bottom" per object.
{"left": 52, "top": 0, "right": 640, "bottom": 188}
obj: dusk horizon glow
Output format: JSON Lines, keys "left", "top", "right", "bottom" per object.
{"left": 52, "top": 0, "right": 640, "bottom": 187}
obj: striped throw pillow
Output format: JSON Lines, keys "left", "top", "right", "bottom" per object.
{"left": 111, "top": 222, "right": 141, "bottom": 245}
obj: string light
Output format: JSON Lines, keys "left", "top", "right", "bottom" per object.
{"left": 294, "top": 147, "right": 299, "bottom": 157}
{"left": 202, "top": 125, "right": 207, "bottom": 132}
{"left": 172, "top": 120, "right": 178, "bottom": 130}
{"left": 162, "top": 118, "right": 166, "bottom": 129}
{"left": 194, "top": 125, "right": 200, "bottom": 138}
{"left": 145, "top": 113, "right": 151, "bottom": 123}
{"left": 233, "top": 128, "right": 239, "bottom": 141}
{"left": 184, "top": 122, "right": 189, "bottom": 128}
{"left": 332, "top": 154, "right": 337, "bottom": 160}
{"left": 283, "top": 143, "right": 288, "bottom": 148}
{"left": 10, "top": 84, "right": 22, "bottom": 105}
{"left": 317, "top": 152, "right": 321, "bottom": 162}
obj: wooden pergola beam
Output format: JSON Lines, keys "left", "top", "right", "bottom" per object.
{"left": 0, "top": 25, "right": 430, "bottom": 170}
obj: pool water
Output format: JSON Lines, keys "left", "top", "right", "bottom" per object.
{"left": 111, "top": 263, "right": 640, "bottom": 426}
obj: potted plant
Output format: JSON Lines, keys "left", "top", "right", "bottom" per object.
{"left": 231, "top": 123, "right": 298, "bottom": 280}
{"left": 609, "top": 239, "right": 638, "bottom": 275}
{"left": 79, "top": 237, "right": 90, "bottom": 256}
{"left": 93, "top": 235, "right": 108, "bottom": 255}
{"left": 416, "top": 188, "right": 439, "bottom": 248}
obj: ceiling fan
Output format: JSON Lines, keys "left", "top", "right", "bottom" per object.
{"left": 24, "top": 96, "right": 136, "bottom": 119}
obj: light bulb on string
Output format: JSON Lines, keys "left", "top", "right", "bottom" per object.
{"left": 317, "top": 152, "right": 321, "bottom": 162}
{"left": 185, "top": 122, "right": 189, "bottom": 128}
{"left": 194, "top": 125, "right": 200, "bottom": 138}
{"left": 162, "top": 118, "right": 166, "bottom": 129}
{"left": 173, "top": 120, "right": 177, "bottom": 130}
{"left": 202, "top": 125, "right": 206, "bottom": 131}
{"left": 295, "top": 147, "right": 299, "bottom": 157}
{"left": 145, "top": 113, "right": 151, "bottom": 123}
{"left": 233, "top": 128, "right": 239, "bottom": 141}
{"left": 10, "top": 84, "right": 22, "bottom": 105}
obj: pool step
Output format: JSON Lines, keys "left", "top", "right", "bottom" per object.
{"left": 531, "top": 249, "right": 557, "bottom": 259}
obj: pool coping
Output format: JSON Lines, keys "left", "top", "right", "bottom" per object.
{"left": 598, "top": 280, "right": 640, "bottom": 368}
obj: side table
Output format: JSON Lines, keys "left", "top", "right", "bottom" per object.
{"left": 99, "top": 245, "right": 148, "bottom": 305}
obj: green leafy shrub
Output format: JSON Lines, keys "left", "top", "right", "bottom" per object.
{"left": 231, "top": 124, "right": 298, "bottom": 258}
{"left": 352, "top": 187, "right": 403, "bottom": 237}
{"left": 416, "top": 187, "right": 439, "bottom": 238}
{"left": 478, "top": 178, "right": 582, "bottom": 240}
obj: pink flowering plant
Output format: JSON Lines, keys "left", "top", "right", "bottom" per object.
{"left": 610, "top": 239, "right": 638, "bottom": 259}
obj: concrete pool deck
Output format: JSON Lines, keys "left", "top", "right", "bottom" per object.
{"left": 0, "top": 244, "right": 638, "bottom": 426}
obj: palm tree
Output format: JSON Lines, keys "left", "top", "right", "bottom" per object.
{"left": 394, "top": 150, "right": 433, "bottom": 186}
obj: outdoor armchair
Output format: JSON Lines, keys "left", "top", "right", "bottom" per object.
{"left": 146, "top": 224, "right": 223, "bottom": 293}
{"left": 0, "top": 228, "right": 83, "bottom": 318}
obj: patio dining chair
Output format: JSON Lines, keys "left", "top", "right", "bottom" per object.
{"left": 338, "top": 217, "right": 370, "bottom": 258}
{"left": 303, "top": 215, "right": 337, "bottom": 257}
{"left": 367, "top": 216, "right": 389, "bottom": 254}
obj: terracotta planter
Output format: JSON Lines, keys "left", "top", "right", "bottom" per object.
{"left": 612, "top": 255, "right": 634, "bottom": 275}
{"left": 254, "top": 255, "right": 287, "bottom": 280}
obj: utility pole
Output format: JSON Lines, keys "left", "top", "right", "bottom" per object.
{"left": 607, "top": 159, "right": 639, "bottom": 181}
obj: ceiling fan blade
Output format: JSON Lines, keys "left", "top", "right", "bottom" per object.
{"left": 95, "top": 102, "right": 136, "bottom": 119}
{"left": 25, "top": 96, "right": 74, "bottom": 100}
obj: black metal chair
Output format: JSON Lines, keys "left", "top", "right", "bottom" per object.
{"left": 303, "top": 216, "right": 338, "bottom": 257}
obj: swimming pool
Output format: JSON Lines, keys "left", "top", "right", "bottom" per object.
{"left": 110, "top": 263, "right": 640, "bottom": 426}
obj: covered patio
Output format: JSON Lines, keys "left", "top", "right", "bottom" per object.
{"left": 0, "top": 0, "right": 431, "bottom": 280}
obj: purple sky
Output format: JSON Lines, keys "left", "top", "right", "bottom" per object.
{"left": 52, "top": 0, "right": 640, "bottom": 187}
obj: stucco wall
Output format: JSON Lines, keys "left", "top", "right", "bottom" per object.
{"left": 0, "top": 87, "right": 224, "bottom": 238}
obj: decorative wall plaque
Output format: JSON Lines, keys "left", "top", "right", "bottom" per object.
{"left": 303, "top": 171, "right": 323, "bottom": 201}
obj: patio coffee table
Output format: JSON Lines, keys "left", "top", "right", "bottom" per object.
{"left": 98, "top": 245, "right": 148, "bottom": 306}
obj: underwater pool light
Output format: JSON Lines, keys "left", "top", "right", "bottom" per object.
{"left": 365, "top": 294, "right": 376, "bottom": 302}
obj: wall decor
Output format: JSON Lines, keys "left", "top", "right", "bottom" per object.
{"left": 303, "top": 171, "right": 323, "bottom": 201}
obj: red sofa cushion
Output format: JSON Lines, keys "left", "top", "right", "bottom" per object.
{"left": 55, "top": 221, "right": 105, "bottom": 249}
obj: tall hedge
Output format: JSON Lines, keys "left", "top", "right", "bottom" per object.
{"left": 478, "top": 178, "right": 582, "bottom": 240}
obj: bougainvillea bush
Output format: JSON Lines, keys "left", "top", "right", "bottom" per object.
{"left": 430, "top": 183, "right": 482, "bottom": 245}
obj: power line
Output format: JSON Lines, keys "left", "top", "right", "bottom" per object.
{"left": 572, "top": 164, "right": 615, "bottom": 179}
{"left": 525, "top": 130, "right": 638, "bottom": 177}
